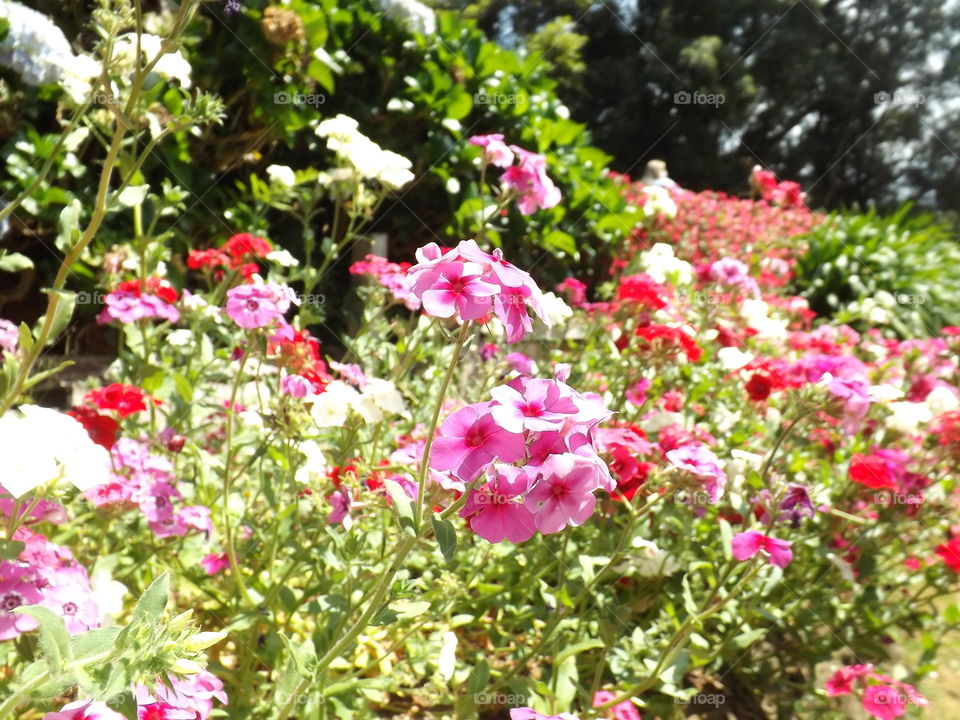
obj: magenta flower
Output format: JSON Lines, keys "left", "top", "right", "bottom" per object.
{"left": 731, "top": 530, "right": 793, "bottom": 568}
{"left": 504, "top": 351, "right": 536, "bottom": 375}
{"left": 431, "top": 402, "right": 526, "bottom": 481}
{"left": 665, "top": 443, "right": 726, "bottom": 502}
{"left": 460, "top": 465, "right": 537, "bottom": 544}
{"left": 592, "top": 690, "right": 641, "bottom": 720}
{"left": 421, "top": 262, "right": 499, "bottom": 320}
{"left": 490, "top": 378, "right": 578, "bottom": 433}
{"left": 200, "top": 552, "right": 230, "bottom": 576}
{"left": 825, "top": 664, "right": 874, "bottom": 696}
{"left": 280, "top": 373, "right": 313, "bottom": 398}
{"left": 97, "top": 291, "right": 180, "bottom": 324}
{"left": 862, "top": 685, "right": 908, "bottom": 720}
{"left": 136, "top": 671, "right": 227, "bottom": 720}
{"left": 0, "top": 561, "right": 42, "bottom": 640}
{"left": 524, "top": 453, "right": 599, "bottom": 534}
{"left": 328, "top": 489, "right": 352, "bottom": 528}
{"left": 502, "top": 146, "right": 562, "bottom": 215}
{"left": 469, "top": 133, "right": 514, "bottom": 168}
{"left": 225, "top": 283, "right": 290, "bottom": 329}
{"left": 406, "top": 240, "right": 550, "bottom": 343}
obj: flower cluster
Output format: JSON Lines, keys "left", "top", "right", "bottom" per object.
{"left": 349, "top": 254, "right": 419, "bottom": 310}
{"left": 85, "top": 438, "right": 211, "bottom": 540}
{"left": 316, "top": 114, "right": 415, "bottom": 190}
{"left": 429, "top": 374, "right": 613, "bottom": 543}
{"left": 825, "top": 664, "right": 927, "bottom": 720}
{"left": 407, "top": 239, "right": 549, "bottom": 342}
{"left": 469, "top": 134, "right": 561, "bottom": 215}
{"left": 0, "top": 528, "right": 112, "bottom": 639}
{"left": 751, "top": 166, "right": 805, "bottom": 208}
{"left": 0, "top": 0, "right": 100, "bottom": 102}
{"left": 187, "top": 232, "right": 274, "bottom": 280}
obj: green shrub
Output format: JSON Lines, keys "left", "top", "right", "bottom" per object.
{"left": 793, "top": 205, "right": 960, "bottom": 336}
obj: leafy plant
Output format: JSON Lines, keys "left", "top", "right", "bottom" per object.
{"left": 793, "top": 204, "right": 960, "bottom": 336}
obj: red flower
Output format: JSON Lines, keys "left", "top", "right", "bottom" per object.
{"left": 85, "top": 383, "right": 155, "bottom": 417}
{"left": 187, "top": 248, "right": 229, "bottom": 271}
{"left": 745, "top": 372, "right": 773, "bottom": 401}
{"left": 849, "top": 453, "right": 899, "bottom": 491}
{"left": 116, "top": 277, "right": 178, "bottom": 304}
{"left": 935, "top": 537, "right": 960, "bottom": 573}
{"left": 634, "top": 324, "right": 703, "bottom": 363}
{"left": 67, "top": 406, "right": 120, "bottom": 449}
{"left": 616, "top": 273, "right": 667, "bottom": 309}
{"left": 222, "top": 232, "right": 272, "bottom": 266}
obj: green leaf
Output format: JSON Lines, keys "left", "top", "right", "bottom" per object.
{"left": 0, "top": 251, "right": 34, "bottom": 273}
{"left": 70, "top": 627, "right": 120, "bottom": 661}
{"left": 430, "top": 514, "right": 457, "bottom": 562}
{"left": 389, "top": 599, "right": 431, "bottom": 619}
{"left": 16, "top": 606, "right": 72, "bottom": 673}
{"left": 279, "top": 633, "right": 317, "bottom": 678}
{"left": 132, "top": 573, "right": 170, "bottom": 622}
{"left": 42, "top": 289, "right": 77, "bottom": 346}
{"left": 0, "top": 538, "right": 25, "bottom": 560}
{"left": 56, "top": 199, "right": 83, "bottom": 252}
{"left": 554, "top": 638, "right": 605, "bottom": 663}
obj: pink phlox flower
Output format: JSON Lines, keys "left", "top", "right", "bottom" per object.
{"left": 731, "top": 530, "right": 793, "bottom": 568}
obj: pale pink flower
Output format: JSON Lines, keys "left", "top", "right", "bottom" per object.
{"left": 510, "top": 708, "right": 579, "bottom": 720}
{"left": 0, "top": 318, "right": 18, "bottom": 353}
{"left": 460, "top": 464, "right": 537, "bottom": 544}
{"left": 280, "top": 373, "right": 313, "bottom": 398}
{"left": 731, "top": 530, "right": 793, "bottom": 568}
{"left": 502, "top": 146, "right": 562, "bottom": 215}
{"left": 42, "top": 699, "right": 125, "bottom": 720}
{"left": 97, "top": 291, "right": 180, "bottom": 324}
{"left": 0, "top": 561, "right": 42, "bottom": 640}
{"left": 469, "top": 133, "right": 514, "bottom": 168}
{"left": 490, "top": 378, "right": 578, "bottom": 433}
{"left": 421, "top": 262, "right": 499, "bottom": 320}
{"left": 225, "top": 284, "right": 288, "bottom": 329}
{"left": 665, "top": 444, "right": 726, "bottom": 502}
{"left": 524, "top": 453, "right": 599, "bottom": 534}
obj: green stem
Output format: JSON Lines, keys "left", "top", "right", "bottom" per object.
{"left": 414, "top": 321, "right": 470, "bottom": 530}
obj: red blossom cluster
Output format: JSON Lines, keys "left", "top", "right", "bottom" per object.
{"left": 187, "top": 232, "right": 273, "bottom": 280}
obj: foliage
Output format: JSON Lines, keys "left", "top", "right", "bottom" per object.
{"left": 793, "top": 205, "right": 960, "bottom": 337}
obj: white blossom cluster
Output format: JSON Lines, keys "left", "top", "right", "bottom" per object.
{"left": 316, "top": 114, "right": 415, "bottom": 190}
{"left": 374, "top": 0, "right": 436, "bottom": 36}
{"left": 0, "top": 1, "right": 100, "bottom": 102}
